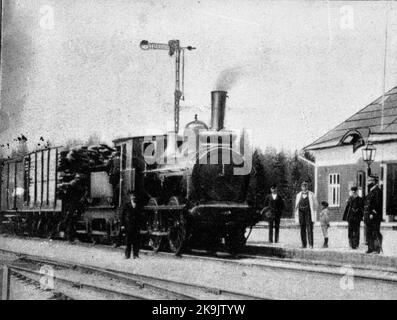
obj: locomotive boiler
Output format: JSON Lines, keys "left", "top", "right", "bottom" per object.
{"left": 136, "top": 90, "right": 260, "bottom": 253}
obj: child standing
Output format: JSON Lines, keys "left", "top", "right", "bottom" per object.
{"left": 320, "top": 201, "right": 330, "bottom": 248}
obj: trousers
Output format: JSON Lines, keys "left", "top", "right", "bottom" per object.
{"left": 365, "top": 220, "right": 382, "bottom": 253}
{"left": 299, "top": 210, "right": 313, "bottom": 247}
{"left": 125, "top": 227, "right": 140, "bottom": 258}
{"left": 348, "top": 219, "right": 360, "bottom": 249}
{"left": 268, "top": 215, "right": 281, "bottom": 243}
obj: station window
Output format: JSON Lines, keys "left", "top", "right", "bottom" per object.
{"left": 328, "top": 173, "right": 340, "bottom": 207}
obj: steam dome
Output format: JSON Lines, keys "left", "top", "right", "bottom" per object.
{"left": 183, "top": 115, "right": 208, "bottom": 137}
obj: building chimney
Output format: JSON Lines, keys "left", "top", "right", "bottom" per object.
{"left": 211, "top": 91, "right": 227, "bottom": 131}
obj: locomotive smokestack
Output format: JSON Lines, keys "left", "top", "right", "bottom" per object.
{"left": 211, "top": 91, "right": 227, "bottom": 131}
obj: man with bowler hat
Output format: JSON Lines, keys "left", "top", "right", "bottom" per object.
{"left": 263, "top": 185, "right": 285, "bottom": 243}
{"left": 343, "top": 186, "right": 364, "bottom": 249}
{"left": 121, "top": 190, "right": 142, "bottom": 259}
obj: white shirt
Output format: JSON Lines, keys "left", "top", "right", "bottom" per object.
{"left": 272, "top": 194, "right": 277, "bottom": 200}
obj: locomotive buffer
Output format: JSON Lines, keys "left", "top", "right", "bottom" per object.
{"left": 139, "top": 39, "right": 196, "bottom": 134}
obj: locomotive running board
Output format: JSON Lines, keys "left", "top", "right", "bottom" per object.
{"left": 190, "top": 203, "right": 249, "bottom": 211}
{"left": 143, "top": 205, "right": 185, "bottom": 211}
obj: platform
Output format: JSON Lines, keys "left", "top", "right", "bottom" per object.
{"left": 254, "top": 219, "right": 397, "bottom": 229}
{"left": 248, "top": 222, "right": 397, "bottom": 269}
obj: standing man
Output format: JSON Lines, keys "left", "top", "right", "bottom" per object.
{"left": 264, "top": 185, "right": 285, "bottom": 243}
{"left": 295, "top": 181, "right": 318, "bottom": 249}
{"left": 363, "top": 176, "right": 383, "bottom": 254}
{"left": 121, "top": 190, "right": 142, "bottom": 259}
{"left": 64, "top": 173, "right": 87, "bottom": 243}
{"left": 343, "top": 186, "right": 364, "bottom": 249}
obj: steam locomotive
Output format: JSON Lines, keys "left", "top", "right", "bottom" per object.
{"left": 0, "top": 91, "right": 261, "bottom": 254}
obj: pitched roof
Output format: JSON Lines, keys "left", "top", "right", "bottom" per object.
{"left": 305, "top": 85, "right": 397, "bottom": 150}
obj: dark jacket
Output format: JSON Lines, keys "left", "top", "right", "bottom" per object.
{"left": 363, "top": 186, "right": 383, "bottom": 224}
{"left": 343, "top": 195, "right": 364, "bottom": 222}
{"left": 121, "top": 202, "right": 142, "bottom": 230}
{"left": 264, "top": 194, "right": 285, "bottom": 217}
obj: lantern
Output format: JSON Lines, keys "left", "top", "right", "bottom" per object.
{"left": 362, "top": 142, "right": 376, "bottom": 175}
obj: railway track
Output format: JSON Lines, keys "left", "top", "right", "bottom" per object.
{"left": 8, "top": 263, "right": 150, "bottom": 300}
{"left": 0, "top": 248, "right": 264, "bottom": 300}
{"left": 2, "top": 234, "right": 397, "bottom": 300}
{"left": 2, "top": 235, "right": 397, "bottom": 299}
{"left": 141, "top": 248, "right": 397, "bottom": 284}
{"left": 9, "top": 269, "right": 73, "bottom": 300}
{"left": 54, "top": 238, "right": 396, "bottom": 284}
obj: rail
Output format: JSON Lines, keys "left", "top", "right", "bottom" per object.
{"left": 1, "top": 250, "right": 263, "bottom": 300}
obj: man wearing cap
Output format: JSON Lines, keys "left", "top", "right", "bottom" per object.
{"left": 63, "top": 173, "right": 87, "bottom": 243}
{"left": 264, "top": 185, "right": 285, "bottom": 243}
{"left": 363, "top": 176, "right": 383, "bottom": 254}
{"left": 121, "top": 190, "right": 142, "bottom": 259}
{"left": 295, "top": 181, "right": 318, "bottom": 249}
{"left": 343, "top": 186, "right": 364, "bottom": 249}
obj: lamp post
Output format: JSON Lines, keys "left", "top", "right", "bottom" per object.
{"left": 362, "top": 141, "right": 376, "bottom": 176}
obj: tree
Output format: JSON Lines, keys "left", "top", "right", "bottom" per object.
{"left": 289, "top": 150, "right": 315, "bottom": 191}
{"left": 64, "top": 133, "right": 105, "bottom": 150}
{"left": 11, "top": 141, "right": 29, "bottom": 157}
{"left": 261, "top": 146, "right": 277, "bottom": 193}
{"left": 290, "top": 151, "right": 302, "bottom": 187}
{"left": 64, "top": 138, "right": 85, "bottom": 150}
{"left": 85, "top": 133, "right": 103, "bottom": 146}
{"left": 246, "top": 149, "right": 266, "bottom": 208}
{"left": 249, "top": 147, "right": 316, "bottom": 218}
{"left": 273, "top": 151, "right": 288, "bottom": 190}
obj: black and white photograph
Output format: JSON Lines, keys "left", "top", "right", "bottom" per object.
{"left": 0, "top": 0, "right": 397, "bottom": 307}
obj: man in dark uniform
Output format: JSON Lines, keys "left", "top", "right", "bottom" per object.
{"left": 121, "top": 190, "right": 141, "bottom": 259}
{"left": 263, "top": 185, "right": 285, "bottom": 243}
{"left": 364, "top": 175, "right": 383, "bottom": 254}
{"left": 64, "top": 173, "right": 87, "bottom": 243}
{"left": 343, "top": 186, "right": 364, "bottom": 249}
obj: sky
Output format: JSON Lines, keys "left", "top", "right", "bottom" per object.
{"left": 1, "top": 0, "right": 397, "bottom": 154}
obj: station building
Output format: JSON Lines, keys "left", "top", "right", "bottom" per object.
{"left": 305, "top": 86, "right": 397, "bottom": 222}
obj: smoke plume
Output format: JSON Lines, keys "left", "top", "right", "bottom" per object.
{"left": 215, "top": 66, "right": 246, "bottom": 91}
